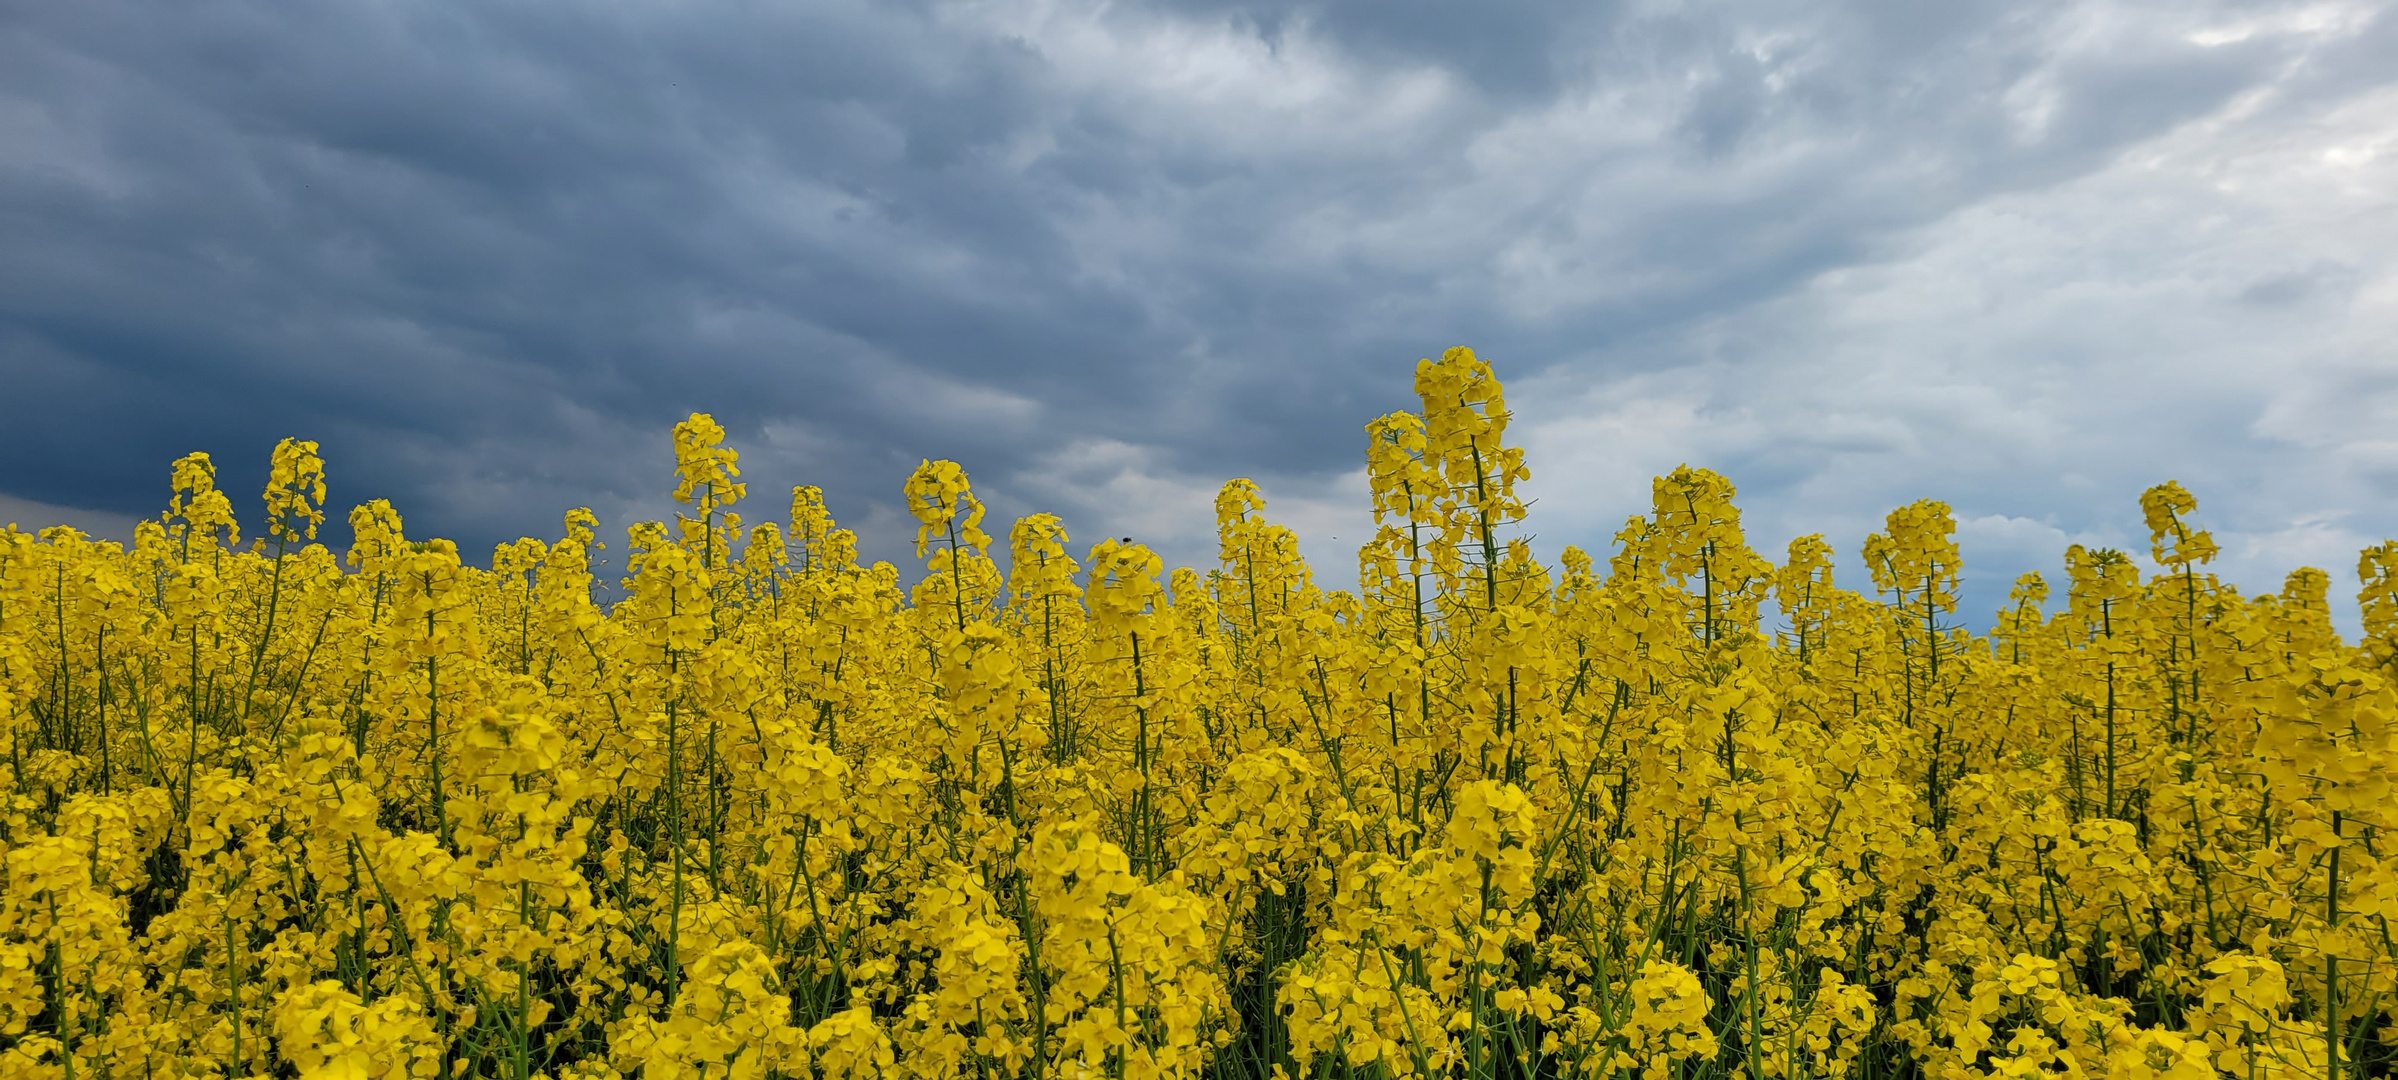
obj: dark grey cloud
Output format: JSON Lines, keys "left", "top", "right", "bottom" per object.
{"left": 3, "top": 0, "right": 2393, "bottom": 625}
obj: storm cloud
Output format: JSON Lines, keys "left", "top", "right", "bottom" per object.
{"left": 4, "top": 0, "right": 2394, "bottom": 626}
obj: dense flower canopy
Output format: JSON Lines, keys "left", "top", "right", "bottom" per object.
{"left": 1, "top": 350, "right": 2394, "bottom": 1080}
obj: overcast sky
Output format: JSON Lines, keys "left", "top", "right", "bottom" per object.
{"left": 4, "top": 0, "right": 2394, "bottom": 630}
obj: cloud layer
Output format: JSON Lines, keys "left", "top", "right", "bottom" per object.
{"left": 4, "top": 0, "right": 2393, "bottom": 628}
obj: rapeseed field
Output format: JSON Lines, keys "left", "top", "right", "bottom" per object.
{"left": 1, "top": 348, "right": 2392, "bottom": 1080}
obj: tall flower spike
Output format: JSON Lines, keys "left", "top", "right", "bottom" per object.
{"left": 264, "top": 437, "right": 327, "bottom": 542}
{"left": 1364, "top": 412, "right": 1432, "bottom": 528}
{"left": 1214, "top": 478, "right": 1268, "bottom": 567}
{"left": 1008, "top": 513, "right": 1081, "bottom": 605}
{"left": 1776, "top": 534, "right": 1836, "bottom": 640}
{"left": 671, "top": 412, "right": 746, "bottom": 511}
{"left": 563, "top": 506, "right": 599, "bottom": 549}
{"left": 167, "top": 451, "right": 240, "bottom": 551}
{"left": 2282, "top": 565, "right": 2329, "bottom": 613}
{"left": 1085, "top": 537, "right": 1165, "bottom": 636}
{"left": 1776, "top": 535, "right": 1834, "bottom": 605}
{"left": 2064, "top": 544, "right": 2141, "bottom": 628}
{"left": 790, "top": 485, "right": 833, "bottom": 570}
{"left": 2007, "top": 571, "right": 2049, "bottom": 613}
{"left": 345, "top": 499, "right": 406, "bottom": 571}
{"left": 1415, "top": 346, "right": 1528, "bottom": 529}
{"left": 1652, "top": 465, "right": 1773, "bottom": 638}
{"left": 1863, "top": 499, "right": 1960, "bottom": 613}
{"left": 904, "top": 459, "right": 990, "bottom": 557}
{"left": 2139, "top": 481, "right": 2219, "bottom": 568}
{"left": 168, "top": 451, "right": 216, "bottom": 520}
